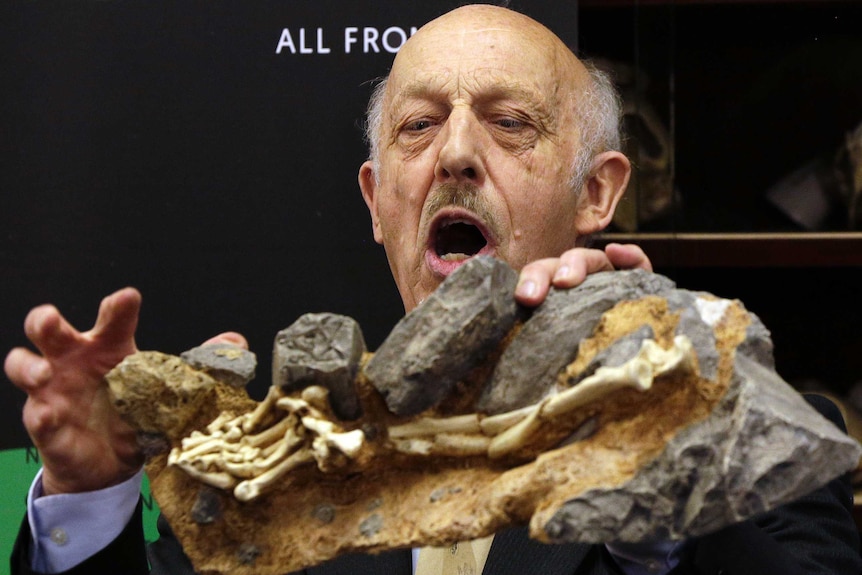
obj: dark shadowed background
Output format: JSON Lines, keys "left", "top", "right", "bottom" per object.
{"left": 0, "top": 0, "right": 579, "bottom": 450}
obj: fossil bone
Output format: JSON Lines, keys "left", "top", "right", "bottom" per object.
{"left": 165, "top": 384, "right": 369, "bottom": 501}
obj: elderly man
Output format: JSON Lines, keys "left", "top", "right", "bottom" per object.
{"left": 6, "top": 4, "right": 860, "bottom": 575}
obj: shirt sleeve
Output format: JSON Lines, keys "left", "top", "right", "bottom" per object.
{"left": 605, "top": 540, "right": 686, "bottom": 575}
{"left": 26, "top": 467, "right": 144, "bottom": 573}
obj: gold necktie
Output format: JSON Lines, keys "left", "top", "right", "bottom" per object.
{"left": 416, "top": 537, "right": 494, "bottom": 575}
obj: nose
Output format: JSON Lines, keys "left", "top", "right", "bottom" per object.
{"left": 434, "top": 108, "right": 486, "bottom": 184}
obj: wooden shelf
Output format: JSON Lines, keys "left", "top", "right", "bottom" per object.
{"left": 594, "top": 232, "right": 862, "bottom": 268}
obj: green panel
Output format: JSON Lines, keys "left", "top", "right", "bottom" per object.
{"left": 0, "top": 448, "right": 160, "bottom": 575}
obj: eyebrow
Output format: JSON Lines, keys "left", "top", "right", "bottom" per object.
{"left": 390, "top": 73, "right": 554, "bottom": 123}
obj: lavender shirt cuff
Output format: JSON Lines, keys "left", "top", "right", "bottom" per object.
{"left": 26, "top": 468, "right": 144, "bottom": 573}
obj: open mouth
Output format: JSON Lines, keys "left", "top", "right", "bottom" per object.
{"left": 435, "top": 220, "right": 488, "bottom": 261}
{"left": 426, "top": 213, "right": 495, "bottom": 276}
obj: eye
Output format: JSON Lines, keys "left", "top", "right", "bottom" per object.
{"left": 495, "top": 117, "right": 524, "bottom": 130}
{"left": 405, "top": 119, "right": 434, "bottom": 132}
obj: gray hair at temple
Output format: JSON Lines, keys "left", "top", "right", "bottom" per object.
{"left": 362, "top": 60, "right": 624, "bottom": 195}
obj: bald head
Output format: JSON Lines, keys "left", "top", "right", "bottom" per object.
{"left": 396, "top": 3, "right": 588, "bottom": 84}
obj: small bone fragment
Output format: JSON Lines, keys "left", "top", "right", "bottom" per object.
{"left": 425, "top": 433, "right": 491, "bottom": 456}
{"left": 276, "top": 396, "right": 311, "bottom": 413}
{"left": 176, "top": 437, "right": 237, "bottom": 460}
{"left": 222, "top": 448, "right": 289, "bottom": 478}
{"left": 487, "top": 403, "right": 543, "bottom": 459}
{"left": 388, "top": 414, "right": 481, "bottom": 439}
{"left": 243, "top": 386, "right": 281, "bottom": 433}
{"left": 205, "top": 413, "right": 234, "bottom": 434}
{"left": 242, "top": 417, "right": 295, "bottom": 448}
{"left": 301, "top": 417, "right": 365, "bottom": 458}
{"left": 171, "top": 457, "right": 238, "bottom": 490}
{"left": 234, "top": 450, "right": 315, "bottom": 502}
{"left": 300, "top": 385, "right": 332, "bottom": 412}
{"left": 479, "top": 406, "right": 533, "bottom": 435}
{"left": 391, "top": 437, "right": 433, "bottom": 455}
{"left": 566, "top": 325, "right": 654, "bottom": 388}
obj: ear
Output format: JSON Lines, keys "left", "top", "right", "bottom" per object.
{"left": 573, "top": 151, "right": 631, "bottom": 237}
{"left": 358, "top": 160, "right": 384, "bottom": 244}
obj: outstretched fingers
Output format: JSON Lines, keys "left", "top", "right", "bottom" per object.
{"left": 23, "top": 304, "right": 80, "bottom": 359}
{"left": 7, "top": 288, "right": 147, "bottom": 494}
{"left": 91, "top": 287, "right": 142, "bottom": 347}
{"left": 5, "top": 347, "right": 53, "bottom": 393}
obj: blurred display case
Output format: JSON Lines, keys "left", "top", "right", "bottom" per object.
{"left": 580, "top": 0, "right": 862, "bottom": 429}
{"left": 579, "top": 0, "right": 862, "bottom": 266}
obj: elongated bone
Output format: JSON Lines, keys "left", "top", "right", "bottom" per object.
{"left": 389, "top": 414, "right": 481, "bottom": 439}
{"left": 234, "top": 450, "right": 315, "bottom": 502}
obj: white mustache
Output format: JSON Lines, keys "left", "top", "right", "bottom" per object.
{"left": 423, "top": 183, "right": 498, "bottom": 236}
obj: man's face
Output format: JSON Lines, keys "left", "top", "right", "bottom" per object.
{"left": 360, "top": 6, "right": 597, "bottom": 312}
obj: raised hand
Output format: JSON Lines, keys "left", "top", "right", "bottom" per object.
{"left": 4, "top": 288, "right": 144, "bottom": 495}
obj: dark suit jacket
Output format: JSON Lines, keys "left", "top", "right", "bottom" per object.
{"left": 12, "top": 394, "right": 862, "bottom": 575}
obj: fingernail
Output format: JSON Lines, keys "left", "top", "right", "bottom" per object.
{"left": 517, "top": 280, "right": 537, "bottom": 298}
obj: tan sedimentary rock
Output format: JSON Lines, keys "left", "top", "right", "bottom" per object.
{"left": 105, "top": 259, "right": 861, "bottom": 575}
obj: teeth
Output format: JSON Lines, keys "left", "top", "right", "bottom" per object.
{"left": 441, "top": 218, "right": 469, "bottom": 229}
{"left": 441, "top": 253, "right": 471, "bottom": 262}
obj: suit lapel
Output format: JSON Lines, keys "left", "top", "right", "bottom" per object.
{"left": 482, "top": 527, "right": 594, "bottom": 575}
{"left": 307, "top": 548, "right": 412, "bottom": 575}
{"left": 303, "top": 528, "right": 600, "bottom": 575}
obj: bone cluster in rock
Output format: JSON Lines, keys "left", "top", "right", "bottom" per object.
{"left": 166, "top": 325, "right": 699, "bottom": 500}
{"left": 156, "top": 257, "right": 707, "bottom": 501}
{"left": 167, "top": 385, "right": 365, "bottom": 502}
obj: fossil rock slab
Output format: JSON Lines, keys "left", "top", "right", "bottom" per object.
{"left": 106, "top": 260, "right": 861, "bottom": 575}
{"left": 541, "top": 353, "right": 855, "bottom": 542}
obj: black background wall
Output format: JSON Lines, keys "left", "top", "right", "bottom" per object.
{"left": 0, "top": 0, "right": 580, "bottom": 450}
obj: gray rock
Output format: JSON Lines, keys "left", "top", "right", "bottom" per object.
{"left": 674, "top": 306, "right": 719, "bottom": 382}
{"left": 180, "top": 343, "right": 257, "bottom": 389}
{"left": 359, "top": 513, "right": 383, "bottom": 538}
{"left": 541, "top": 353, "right": 862, "bottom": 543}
{"left": 236, "top": 544, "right": 261, "bottom": 566}
{"left": 191, "top": 487, "right": 222, "bottom": 524}
{"left": 312, "top": 503, "right": 336, "bottom": 524}
{"left": 135, "top": 431, "right": 171, "bottom": 458}
{"left": 478, "top": 269, "right": 676, "bottom": 414}
{"left": 364, "top": 256, "right": 521, "bottom": 416}
{"left": 273, "top": 313, "right": 366, "bottom": 421}
{"left": 739, "top": 311, "right": 775, "bottom": 370}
